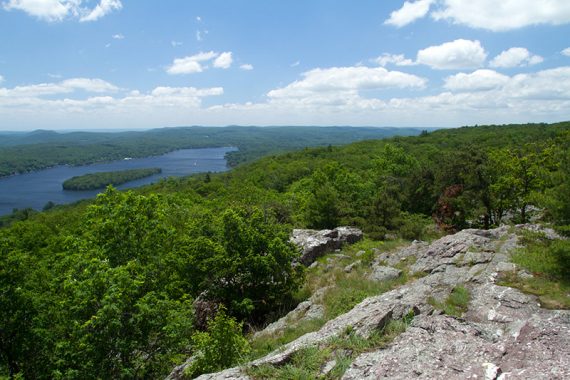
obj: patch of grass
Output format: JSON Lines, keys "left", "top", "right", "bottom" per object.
{"left": 249, "top": 238, "right": 414, "bottom": 362}
{"left": 498, "top": 230, "right": 570, "bottom": 309}
{"left": 322, "top": 273, "right": 406, "bottom": 320}
{"left": 250, "top": 318, "right": 326, "bottom": 359}
{"left": 247, "top": 315, "right": 414, "bottom": 380}
{"left": 499, "top": 272, "right": 570, "bottom": 309}
{"left": 429, "top": 286, "right": 470, "bottom": 317}
{"left": 512, "top": 232, "right": 570, "bottom": 280}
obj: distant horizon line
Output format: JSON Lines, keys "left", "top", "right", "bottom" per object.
{"left": 0, "top": 125, "right": 443, "bottom": 134}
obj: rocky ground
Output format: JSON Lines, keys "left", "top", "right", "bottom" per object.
{"left": 170, "top": 225, "right": 570, "bottom": 380}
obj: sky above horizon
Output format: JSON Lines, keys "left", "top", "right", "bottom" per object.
{"left": 1, "top": 0, "right": 570, "bottom": 131}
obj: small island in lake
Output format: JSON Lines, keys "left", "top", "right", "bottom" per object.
{"left": 62, "top": 168, "right": 162, "bottom": 191}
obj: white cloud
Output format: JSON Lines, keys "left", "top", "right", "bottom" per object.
{"left": 562, "top": 48, "right": 570, "bottom": 57}
{"left": 290, "top": 61, "right": 300, "bottom": 67}
{"left": 444, "top": 69, "right": 509, "bottom": 91}
{"left": 80, "top": 0, "right": 122, "bottom": 22}
{"left": 213, "top": 52, "right": 233, "bottom": 69}
{"left": 0, "top": 82, "right": 224, "bottom": 129}
{"left": 416, "top": 39, "right": 487, "bottom": 69}
{"left": 171, "top": 41, "right": 183, "bottom": 47}
{"left": 3, "top": 0, "right": 70, "bottom": 21}
{"left": 196, "top": 16, "right": 201, "bottom": 22}
{"left": 374, "top": 53, "right": 415, "bottom": 67}
{"left": 384, "top": 0, "right": 434, "bottom": 27}
{"left": 2, "top": 67, "right": 570, "bottom": 129}
{"left": 267, "top": 66, "right": 427, "bottom": 107}
{"left": 61, "top": 78, "right": 119, "bottom": 93}
{"left": 167, "top": 51, "right": 233, "bottom": 74}
{"left": 166, "top": 51, "right": 217, "bottom": 74}
{"left": 3, "top": 0, "right": 122, "bottom": 22}
{"left": 0, "top": 78, "right": 118, "bottom": 98}
{"left": 240, "top": 64, "right": 253, "bottom": 71}
{"left": 0, "top": 75, "right": 3, "bottom": 84}
{"left": 431, "top": 0, "right": 570, "bottom": 31}
{"left": 490, "top": 47, "right": 543, "bottom": 68}
{"left": 112, "top": 33, "right": 124, "bottom": 40}
{"left": 196, "top": 31, "right": 202, "bottom": 41}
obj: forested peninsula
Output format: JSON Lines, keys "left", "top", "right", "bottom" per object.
{"left": 62, "top": 168, "right": 162, "bottom": 191}
{"left": 1, "top": 122, "right": 569, "bottom": 379}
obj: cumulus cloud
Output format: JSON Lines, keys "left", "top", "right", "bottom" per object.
{"left": 384, "top": 0, "right": 434, "bottom": 27}
{"left": 416, "top": 39, "right": 487, "bottom": 69}
{"left": 166, "top": 51, "right": 217, "bottom": 74}
{"left": 0, "top": 80, "right": 224, "bottom": 128}
{"left": 267, "top": 66, "right": 427, "bottom": 107}
{"left": 383, "top": 1, "right": 570, "bottom": 31}
{"left": 3, "top": 0, "right": 122, "bottom": 22}
{"left": 374, "top": 53, "right": 415, "bottom": 67}
{"left": 489, "top": 47, "right": 543, "bottom": 68}
{"left": 167, "top": 51, "right": 233, "bottom": 74}
{"left": 2, "top": 67, "right": 570, "bottom": 129}
{"left": 213, "top": 52, "right": 233, "bottom": 69}
{"left": 240, "top": 64, "right": 253, "bottom": 71}
{"left": 444, "top": 69, "right": 509, "bottom": 91}
{"left": 431, "top": 0, "right": 570, "bottom": 31}
{"left": 79, "top": 0, "right": 122, "bottom": 22}
{"left": 562, "top": 48, "right": 570, "bottom": 57}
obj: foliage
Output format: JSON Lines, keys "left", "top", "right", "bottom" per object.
{"left": 62, "top": 168, "right": 161, "bottom": 190}
{"left": 2, "top": 121, "right": 570, "bottom": 378}
{"left": 0, "top": 188, "right": 301, "bottom": 378}
{"left": 0, "top": 126, "right": 423, "bottom": 177}
{"left": 185, "top": 307, "right": 250, "bottom": 378}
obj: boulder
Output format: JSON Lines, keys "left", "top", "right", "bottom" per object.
{"left": 367, "top": 265, "right": 402, "bottom": 282}
{"left": 291, "top": 227, "right": 363, "bottom": 266}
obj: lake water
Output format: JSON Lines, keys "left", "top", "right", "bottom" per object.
{"left": 0, "top": 147, "right": 236, "bottom": 215}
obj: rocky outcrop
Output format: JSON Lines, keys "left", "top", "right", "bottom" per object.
{"left": 172, "top": 225, "right": 569, "bottom": 379}
{"left": 252, "top": 287, "right": 329, "bottom": 340}
{"left": 290, "top": 227, "right": 363, "bottom": 266}
{"left": 367, "top": 265, "right": 402, "bottom": 282}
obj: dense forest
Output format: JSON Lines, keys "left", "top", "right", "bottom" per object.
{"left": 62, "top": 168, "right": 162, "bottom": 191}
{"left": 0, "top": 126, "right": 426, "bottom": 177}
{"left": 1, "top": 122, "right": 569, "bottom": 379}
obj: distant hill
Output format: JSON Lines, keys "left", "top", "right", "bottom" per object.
{"left": 0, "top": 126, "right": 432, "bottom": 177}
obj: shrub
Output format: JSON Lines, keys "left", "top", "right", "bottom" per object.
{"left": 185, "top": 307, "right": 250, "bottom": 378}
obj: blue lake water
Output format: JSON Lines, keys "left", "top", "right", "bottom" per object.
{"left": 0, "top": 147, "right": 236, "bottom": 215}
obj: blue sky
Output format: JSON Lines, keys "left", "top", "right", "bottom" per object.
{"left": 1, "top": 0, "right": 570, "bottom": 130}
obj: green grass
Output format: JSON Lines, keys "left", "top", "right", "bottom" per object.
{"left": 250, "top": 318, "right": 326, "bottom": 359}
{"left": 247, "top": 317, "right": 412, "bottom": 380}
{"left": 498, "top": 231, "right": 570, "bottom": 309}
{"left": 428, "top": 285, "right": 470, "bottom": 317}
{"left": 250, "top": 237, "right": 412, "bottom": 360}
{"left": 321, "top": 274, "right": 406, "bottom": 320}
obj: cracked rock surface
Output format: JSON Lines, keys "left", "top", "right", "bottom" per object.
{"left": 169, "top": 225, "right": 569, "bottom": 380}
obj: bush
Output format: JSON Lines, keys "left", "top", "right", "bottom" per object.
{"left": 398, "top": 212, "right": 432, "bottom": 240}
{"left": 186, "top": 307, "right": 250, "bottom": 378}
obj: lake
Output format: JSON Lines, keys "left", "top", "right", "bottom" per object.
{"left": 0, "top": 146, "right": 236, "bottom": 215}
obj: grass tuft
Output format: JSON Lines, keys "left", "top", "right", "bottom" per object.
{"left": 429, "top": 285, "right": 470, "bottom": 317}
{"left": 498, "top": 230, "right": 570, "bottom": 309}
